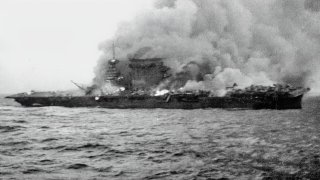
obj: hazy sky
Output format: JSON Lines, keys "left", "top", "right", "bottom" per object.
{"left": 0, "top": 0, "right": 152, "bottom": 94}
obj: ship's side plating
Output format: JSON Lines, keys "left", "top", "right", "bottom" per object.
{"left": 9, "top": 93, "right": 304, "bottom": 109}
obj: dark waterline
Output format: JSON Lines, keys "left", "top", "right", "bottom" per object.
{"left": 1, "top": 96, "right": 320, "bottom": 179}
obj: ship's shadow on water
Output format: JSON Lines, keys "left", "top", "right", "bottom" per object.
{"left": 0, "top": 96, "right": 320, "bottom": 179}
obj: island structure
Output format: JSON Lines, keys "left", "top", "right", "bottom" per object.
{"left": 6, "top": 55, "right": 310, "bottom": 110}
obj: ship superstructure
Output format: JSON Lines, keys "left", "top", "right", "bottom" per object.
{"left": 127, "top": 58, "right": 170, "bottom": 90}
{"left": 6, "top": 44, "right": 310, "bottom": 109}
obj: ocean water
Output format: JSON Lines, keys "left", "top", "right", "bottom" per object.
{"left": 1, "top": 95, "right": 320, "bottom": 180}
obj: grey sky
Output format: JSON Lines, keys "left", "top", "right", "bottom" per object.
{"left": 0, "top": 0, "right": 151, "bottom": 94}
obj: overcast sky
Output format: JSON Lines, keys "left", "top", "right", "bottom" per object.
{"left": 0, "top": 0, "right": 152, "bottom": 94}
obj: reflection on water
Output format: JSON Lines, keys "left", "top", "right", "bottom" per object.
{"left": 0, "top": 96, "right": 320, "bottom": 179}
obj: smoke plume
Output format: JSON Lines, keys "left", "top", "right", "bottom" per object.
{"left": 95, "top": 0, "right": 320, "bottom": 93}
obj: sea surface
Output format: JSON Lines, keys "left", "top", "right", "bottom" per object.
{"left": 1, "top": 95, "right": 320, "bottom": 180}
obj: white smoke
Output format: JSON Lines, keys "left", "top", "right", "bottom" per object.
{"left": 95, "top": 0, "right": 320, "bottom": 93}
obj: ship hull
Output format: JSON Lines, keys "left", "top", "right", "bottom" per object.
{"left": 6, "top": 94, "right": 304, "bottom": 110}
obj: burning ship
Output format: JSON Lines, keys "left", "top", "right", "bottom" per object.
{"left": 6, "top": 51, "right": 310, "bottom": 110}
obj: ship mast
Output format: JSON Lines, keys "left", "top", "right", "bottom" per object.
{"left": 112, "top": 41, "right": 116, "bottom": 60}
{"left": 105, "top": 41, "right": 120, "bottom": 81}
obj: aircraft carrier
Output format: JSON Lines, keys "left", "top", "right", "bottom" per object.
{"left": 6, "top": 56, "right": 309, "bottom": 110}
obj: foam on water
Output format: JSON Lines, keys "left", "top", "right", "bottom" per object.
{"left": 0, "top": 95, "right": 320, "bottom": 179}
